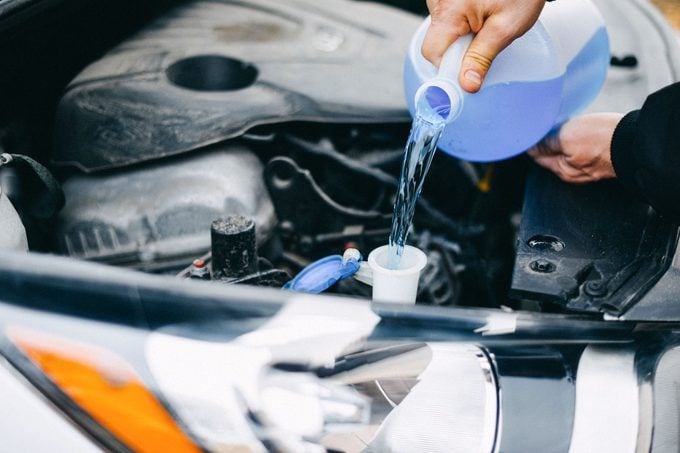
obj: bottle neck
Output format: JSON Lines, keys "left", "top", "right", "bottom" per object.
{"left": 414, "top": 78, "right": 464, "bottom": 124}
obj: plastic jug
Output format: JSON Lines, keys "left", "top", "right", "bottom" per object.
{"left": 403, "top": 0, "right": 609, "bottom": 162}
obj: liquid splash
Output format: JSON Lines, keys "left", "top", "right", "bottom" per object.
{"left": 387, "top": 114, "right": 444, "bottom": 269}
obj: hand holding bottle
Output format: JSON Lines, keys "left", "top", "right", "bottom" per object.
{"left": 528, "top": 113, "right": 623, "bottom": 183}
{"left": 421, "top": 0, "right": 547, "bottom": 93}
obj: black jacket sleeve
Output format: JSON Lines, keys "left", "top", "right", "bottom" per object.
{"left": 611, "top": 82, "right": 680, "bottom": 222}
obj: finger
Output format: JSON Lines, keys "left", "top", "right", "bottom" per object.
{"left": 422, "top": 25, "right": 462, "bottom": 67}
{"left": 458, "top": 18, "right": 514, "bottom": 92}
{"left": 555, "top": 171, "right": 594, "bottom": 184}
{"left": 530, "top": 154, "right": 560, "bottom": 173}
{"left": 422, "top": 18, "right": 467, "bottom": 67}
{"left": 527, "top": 142, "right": 555, "bottom": 158}
{"left": 554, "top": 155, "right": 592, "bottom": 182}
{"left": 531, "top": 154, "right": 587, "bottom": 183}
{"left": 527, "top": 132, "right": 562, "bottom": 157}
{"left": 543, "top": 132, "right": 562, "bottom": 153}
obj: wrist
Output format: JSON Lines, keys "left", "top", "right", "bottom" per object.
{"left": 610, "top": 110, "right": 640, "bottom": 182}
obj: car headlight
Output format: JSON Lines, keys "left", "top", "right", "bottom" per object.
{"left": 0, "top": 296, "right": 380, "bottom": 452}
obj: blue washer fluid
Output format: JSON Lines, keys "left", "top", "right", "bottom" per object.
{"left": 403, "top": 0, "right": 610, "bottom": 162}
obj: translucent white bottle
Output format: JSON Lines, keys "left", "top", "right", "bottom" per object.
{"left": 403, "top": 0, "right": 610, "bottom": 161}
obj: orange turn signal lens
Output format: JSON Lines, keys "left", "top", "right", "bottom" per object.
{"left": 7, "top": 327, "right": 200, "bottom": 453}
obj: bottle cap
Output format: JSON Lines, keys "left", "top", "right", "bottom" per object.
{"left": 284, "top": 254, "right": 361, "bottom": 294}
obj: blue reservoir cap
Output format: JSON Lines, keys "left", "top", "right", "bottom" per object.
{"left": 284, "top": 254, "right": 361, "bottom": 293}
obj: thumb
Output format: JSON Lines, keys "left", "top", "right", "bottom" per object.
{"left": 458, "top": 21, "right": 513, "bottom": 93}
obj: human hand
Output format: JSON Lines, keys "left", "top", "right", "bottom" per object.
{"left": 527, "top": 113, "right": 623, "bottom": 184}
{"left": 422, "top": 0, "right": 546, "bottom": 93}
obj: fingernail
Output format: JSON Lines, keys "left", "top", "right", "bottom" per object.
{"left": 464, "top": 70, "right": 482, "bottom": 85}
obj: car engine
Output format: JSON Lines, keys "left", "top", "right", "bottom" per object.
{"left": 1, "top": 1, "right": 680, "bottom": 451}
{"left": 1, "top": 0, "right": 679, "bottom": 317}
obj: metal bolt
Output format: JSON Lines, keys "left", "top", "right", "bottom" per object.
{"left": 530, "top": 259, "right": 555, "bottom": 273}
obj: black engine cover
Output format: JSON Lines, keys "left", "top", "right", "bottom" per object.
{"left": 53, "top": 0, "right": 419, "bottom": 172}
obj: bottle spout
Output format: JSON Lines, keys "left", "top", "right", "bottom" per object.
{"left": 414, "top": 78, "right": 464, "bottom": 124}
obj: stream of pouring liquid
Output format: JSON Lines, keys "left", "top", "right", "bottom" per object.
{"left": 386, "top": 114, "right": 445, "bottom": 270}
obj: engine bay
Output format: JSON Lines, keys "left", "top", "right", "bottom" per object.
{"left": 1, "top": 0, "right": 679, "bottom": 318}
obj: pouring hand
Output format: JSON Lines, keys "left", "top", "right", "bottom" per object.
{"left": 421, "top": 0, "right": 546, "bottom": 93}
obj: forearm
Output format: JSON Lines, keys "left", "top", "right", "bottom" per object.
{"left": 611, "top": 82, "right": 680, "bottom": 222}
